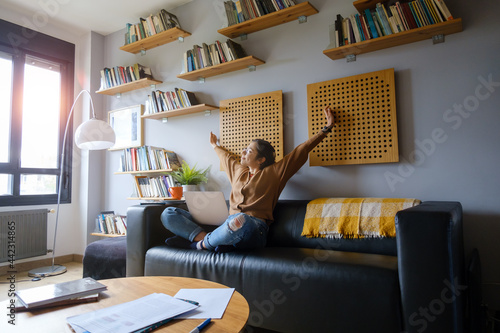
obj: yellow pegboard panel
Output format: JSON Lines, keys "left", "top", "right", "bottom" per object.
{"left": 307, "top": 68, "right": 399, "bottom": 166}
{"left": 220, "top": 90, "right": 283, "bottom": 163}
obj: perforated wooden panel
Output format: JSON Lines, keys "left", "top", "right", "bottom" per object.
{"left": 308, "top": 68, "right": 399, "bottom": 166}
{"left": 220, "top": 90, "right": 283, "bottom": 163}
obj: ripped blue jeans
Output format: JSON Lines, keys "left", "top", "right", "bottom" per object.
{"left": 160, "top": 206, "right": 269, "bottom": 251}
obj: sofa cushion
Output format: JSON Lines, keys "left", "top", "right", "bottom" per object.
{"left": 144, "top": 245, "right": 400, "bottom": 333}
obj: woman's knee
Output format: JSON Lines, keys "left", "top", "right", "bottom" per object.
{"left": 161, "top": 206, "right": 179, "bottom": 228}
{"left": 228, "top": 214, "right": 246, "bottom": 231}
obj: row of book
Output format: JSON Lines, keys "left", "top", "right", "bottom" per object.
{"left": 333, "top": 0, "right": 454, "bottom": 48}
{"left": 124, "top": 9, "right": 181, "bottom": 45}
{"left": 118, "top": 146, "right": 181, "bottom": 172}
{"left": 135, "top": 175, "right": 176, "bottom": 198}
{"left": 99, "top": 63, "right": 154, "bottom": 90}
{"left": 95, "top": 212, "right": 127, "bottom": 235}
{"left": 144, "top": 88, "right": 199, "bottom": 115}
{"left": 183, "top": 39, "right": 247, "bottom": 73}
{"left": 223, "top": 0, "right": 298, "bottom": 26}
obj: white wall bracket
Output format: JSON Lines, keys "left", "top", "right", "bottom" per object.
{"left": 198, "top": 77, "right": 205, "bottom": 83}
{"left": 432, "top": 34, "right": 445, "bottom": 44}
{"left": 240, "top": 33, "right": 248, "bottom": 41}
{"left": 346, "top": 54, "right": 356, "bottom": 63}
{"left": 140, "top": 49, "right": 146, "bottom": 56}
{"left": 298, "top": 15, "right": 307, "bottom": 24}
{"left": 248, "top": 65, "right": 256, "bottom": 72}
{"left": 178, "top": 36, "right": 185, "bottom": 43}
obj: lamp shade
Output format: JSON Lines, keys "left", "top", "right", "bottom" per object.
{"left": 75, "top": 118, "right": 116, "bottom": 150}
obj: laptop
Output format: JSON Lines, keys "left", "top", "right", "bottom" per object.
{"left": 184, "top": 191, "right": 229, "bottom": 226}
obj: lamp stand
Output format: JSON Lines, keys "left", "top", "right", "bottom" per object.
{"left": 28, "top": 90, "right": 98, "bottom": 279}
{"left": 28, "top": 265, "right": 67, "bottom": 277}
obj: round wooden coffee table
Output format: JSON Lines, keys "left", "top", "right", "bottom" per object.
{"left": 2, "top": 276, "right": 249, "bottom": 333}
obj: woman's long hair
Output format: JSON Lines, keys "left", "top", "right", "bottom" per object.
{"left": 252, "top": 139, "right": 276, "bottom": 169}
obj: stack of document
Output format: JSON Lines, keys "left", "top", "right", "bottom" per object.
{"left": 66, "top": 293, "right": 198, "bottom": 333}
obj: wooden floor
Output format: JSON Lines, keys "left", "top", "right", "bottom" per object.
{"left": 0, "top": 261, "right": 83, "bottom": 302}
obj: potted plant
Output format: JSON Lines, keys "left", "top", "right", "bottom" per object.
{"left": 171, "top": 161, "right": 209, "bottom": 192}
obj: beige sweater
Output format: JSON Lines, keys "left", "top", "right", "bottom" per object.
{"left": 214, "top": 131, "right": 328, "bottom": 222}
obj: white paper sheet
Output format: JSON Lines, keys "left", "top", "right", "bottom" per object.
{"left": 66, "top": 293, "right": 197, "bottom": 333}
{"left": 174, "top": 288, "right": 235, "bottom": 319}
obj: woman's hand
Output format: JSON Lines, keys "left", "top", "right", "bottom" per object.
{"left": 323, "top": 105, "right": 336, "bottom": 128}
{"left": 210, "top": 131, "right": 219, "bottom": 148}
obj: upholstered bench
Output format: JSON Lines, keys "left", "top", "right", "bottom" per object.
{"left": 82, "top": 237, "right": 126, "bottom": 279}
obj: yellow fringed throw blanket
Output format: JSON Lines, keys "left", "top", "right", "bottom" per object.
{"left": 302, "top": 198, "right": 421, "bottom": 239}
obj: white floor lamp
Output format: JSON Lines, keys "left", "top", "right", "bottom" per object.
{"left": 29, "top": 90, "right": 115, "bottom": 277}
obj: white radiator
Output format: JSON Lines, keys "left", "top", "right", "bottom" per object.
{"left": 0, "top": 209, "right": 48, "bottom": 263}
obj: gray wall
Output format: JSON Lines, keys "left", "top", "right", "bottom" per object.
{"left": 102, "top": 0, "right": 500, "bottom": 308}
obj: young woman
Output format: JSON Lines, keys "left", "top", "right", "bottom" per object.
{"left": 161, "top": 105, "right": 335, "bottom": 252}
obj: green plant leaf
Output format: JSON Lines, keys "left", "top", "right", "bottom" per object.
{"left": 171, "top": 161, "right": 209, "bottom": 185}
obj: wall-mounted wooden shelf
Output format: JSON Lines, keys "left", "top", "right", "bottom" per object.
{"left": 323, "top": 18, "right": 462, "bottom": 61}
{"left": 127, "top": 197, "right": 184, "bottom": 201}
{"left": 120, "top": 27, "right": 192, "bottom": 54}
{"left": 217, "top": 2, "right": 318, "bottom": 39}
{"left": 177, "top": 56, "right": 265, "bottom": 81}
{"left": 91, "top": 233, "right": 125, "bottom": 237}
{"left": 142, "top": 104, "right": 219, "bottom": 121}
{"left": 96, "top": 77, "right": 162, "bottom": 96}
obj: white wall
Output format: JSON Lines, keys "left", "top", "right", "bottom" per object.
{"left": 102, "top": 0, "right": 500, "bottom": 308}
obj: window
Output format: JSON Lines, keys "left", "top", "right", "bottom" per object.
{"left": 0, "top": 19, "right": 75, "bottom": 206}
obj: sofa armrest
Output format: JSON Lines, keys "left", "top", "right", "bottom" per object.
{"left": 126, "top": 203, "right": 185, "bottom": 277}
{"left": 396, "top": 201, "right": 465, "bottom": 333}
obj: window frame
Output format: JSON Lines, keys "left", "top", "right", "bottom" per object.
{"left": 0, "top": 19, "right": 75, "bottom": 206}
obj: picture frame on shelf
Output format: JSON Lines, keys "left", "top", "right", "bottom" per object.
{"left": 108, "top": 105, "right": 144, "bottom": 150}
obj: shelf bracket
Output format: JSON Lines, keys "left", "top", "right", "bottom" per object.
{"left": 432, "top": 34, "right": 445, "bottom": 45}
{"left": 178, "top": 36, "right": 185, "bottom": 43}
{"left": 115, "top": 93, "right": 122, "bottom": 98}
{"left": 346, "top": 54, "right": 356, "bottom": 63}
{"left": 298, "top": 15, "right": 307, "bottom": 24}
{"left": 198, "top": 77, "right": 205, "bottom": 84}
{"left": 140, "top": 49, "right": 146, "bottom": 56}
{"left": 240, "top": 33, "right": 248, "bottom": 41}
{"left": 150, "top": 84, "right": 157, "bottom": 90}
{"left": 162, "top": 118, "right": 168, "bottom": 123}
{"left": 248, "top": 65, "right": 256, "bottom": 72}
{"left": 205, "top": 110, "right": 211, "bottom": 117}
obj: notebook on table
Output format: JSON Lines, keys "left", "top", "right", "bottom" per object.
{"left": 184, "top": 191, "right": 229, "bottom": 226}
{"left": 15, "top": 277, "right": 107, "bottom": 309}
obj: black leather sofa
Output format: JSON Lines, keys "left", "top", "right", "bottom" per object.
{"left": 126, "top": 200, "right": 466, "bottom": 333}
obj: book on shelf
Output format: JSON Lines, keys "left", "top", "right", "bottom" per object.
{"left": 144, "top": 88, "right": 200, "bottom": 115}
{"left": 182, "top": 39, "right": 248, "bottom": 73}
{"left": 118, "top": 146, "right": 180, "bottom": 172}
{"left": 95, "top": 211, "right": 127, "bottom": 235}
{"left": 223, "top": 0, "right": 298, "bottom": 26}
{"left": 99, "top": 63, "right": 154, "bottom": 90}
{"left": 124, "top": 8, "right": 182, "bottom": 45}
{"left": 332, "top": 0, "right": 454, "bottom": 48}
{"left": 136, "top": 174, "right": 176, "bottom": 198}
{"left": 15, "top": 277, "right": 107, "bottom": 309}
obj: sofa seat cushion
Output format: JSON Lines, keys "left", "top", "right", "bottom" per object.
{"left": 144, "top": 246, "right": 401, "bottom": 333}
